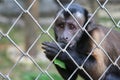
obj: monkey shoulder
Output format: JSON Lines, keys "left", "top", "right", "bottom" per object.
{"left": 89, "top": 24, "right": 120, "bottom": 61}
{"left": 88, "top": 24, "right": 120, "bottom": 44}
{"left": 88, "top": 24, "right": 105, "bottom": 44}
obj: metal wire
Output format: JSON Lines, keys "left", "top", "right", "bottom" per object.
{"left": 0, "top": 0, "right": 119, "bottom": 80}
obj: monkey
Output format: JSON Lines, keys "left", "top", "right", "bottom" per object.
{"left": 42, "top": 4, "right": 120, "bottom": 80}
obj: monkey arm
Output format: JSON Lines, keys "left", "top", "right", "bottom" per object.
{"left": 42, "top": 42, "right": 92, "bottom": 67}
{"left": 42, "top": 42, "right": 79, "bottom": 79}
{"left": 42, "top": 42, "right": 93, "bottom": 80}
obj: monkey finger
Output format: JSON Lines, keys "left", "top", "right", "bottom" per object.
{"left": 42, "top": 42, "right": 66, "bottom": 49}
{"left": 42, "top": 42, "right": 66, "bottom": 51}
{"left": 42, "top": 42, "right": 59, "bottom": 49}
{"left": 44, "top": 50, "right": 58, "bottom": 58}
{"left": 42, "top": 45, "right": 58, "bottom": 52}
{"left": 44, "top": 51, "right": 55, "bottom": 60}
{"left": 42, "top": 42, "right": 55, "bottom": 46}
{"left": 42, "top": 46, "right": 59, "bottom": 54}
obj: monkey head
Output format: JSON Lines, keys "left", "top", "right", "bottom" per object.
{"left": 54, "top": 4, "right": 89, "bottom": 47}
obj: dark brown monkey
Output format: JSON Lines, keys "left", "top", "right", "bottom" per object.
{"left": 42, "top": 4, "right": 120, "bottom": 80}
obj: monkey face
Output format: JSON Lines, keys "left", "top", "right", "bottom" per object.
{"left": 54, "top": 12, "right": 85, "bottom": 47}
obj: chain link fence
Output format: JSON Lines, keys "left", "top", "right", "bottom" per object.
{"left": 0, "top": 0, "right": 120, "bottom": 80}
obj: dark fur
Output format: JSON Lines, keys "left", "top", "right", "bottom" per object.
{"left": 42, "top": 4, "right": 120, "bottom": 80}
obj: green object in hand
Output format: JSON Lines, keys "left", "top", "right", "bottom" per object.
{"left": 54, "top": 59, "right": 66, "bottom": 69}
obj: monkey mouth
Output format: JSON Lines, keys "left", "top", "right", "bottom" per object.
{"left": 59, "top": 41, "right": 67, "bottom": 45}
{"left": 58, "top": 41, "right": 67, "bottom": 48}
{"left": 69, "top": 41, "right": 76, "bottom": 48}
{"left": 58, "top": 40, "right": 75, "bottom": 48}
{"left": 69, "top": 43, "right": 74, "bottom": 48}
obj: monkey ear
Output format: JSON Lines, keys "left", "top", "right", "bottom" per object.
{"left": 86, "top": 14, "right": 96, "bottom": 31}
{"left": 88, "top": 14, "right": 95, "bottom": 24}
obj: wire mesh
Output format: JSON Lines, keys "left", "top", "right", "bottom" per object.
{"left": 0, "top": 0, "right": 120, "bottom": 80}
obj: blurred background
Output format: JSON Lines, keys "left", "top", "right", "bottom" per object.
{"left": 0, "top": 0, "right": 120, "bottom": 80}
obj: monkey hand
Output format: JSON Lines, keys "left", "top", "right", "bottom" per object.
{"left": 42, "top": 42, "right": 66, "bottom": 60}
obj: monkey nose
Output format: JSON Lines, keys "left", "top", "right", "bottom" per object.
{"left": 59, "top": 38, "right": 68, "bottom": 44}
{"left": 63, "top": 36, "right": 70, "bottom": 42}
{"left": 65, "top": 37, "right": 68, "bottom": 40}
{"left": 64, "top": 37, "right": 71, "bottom": 43}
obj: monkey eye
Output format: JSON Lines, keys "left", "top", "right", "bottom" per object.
{"left": 69, "top": 24, "right": 76, "bottom": 30}
{"left": 57, "top": 23, "right": 64, "bottom": 29}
